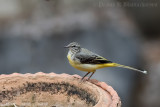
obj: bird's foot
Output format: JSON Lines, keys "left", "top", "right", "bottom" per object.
{"left": 80, "top": 77, "right": 89, "bottom": 83}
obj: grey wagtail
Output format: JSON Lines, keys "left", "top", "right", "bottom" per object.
{"left": 65, "top": 42, "right": 147, "bottom": 80}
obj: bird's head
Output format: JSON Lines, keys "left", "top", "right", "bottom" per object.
{"left": 64, "top": 42, "right": 81, "bottom": 52}
{"left": 64, "top": 42, "right": 80, "bottom": 48}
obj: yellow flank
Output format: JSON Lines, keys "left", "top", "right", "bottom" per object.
{"left": 96, "top": 63, "right": 117, "bottom": 69}
{"left": 67, "top": 53, "right": 117, "bottom": 72}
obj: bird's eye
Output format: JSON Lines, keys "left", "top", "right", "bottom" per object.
{"left": 72, "top": 45, "right": 76, "bottom": 47}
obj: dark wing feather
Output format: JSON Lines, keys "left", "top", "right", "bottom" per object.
{"left": 75, "top": 54, "right": 112, "bottom": 64}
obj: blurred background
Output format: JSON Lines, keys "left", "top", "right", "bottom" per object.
{"left": 0, "top": 0, "right": 160, "bottom": 107}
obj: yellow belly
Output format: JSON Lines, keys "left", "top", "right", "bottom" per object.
{"left": 67, "top": 53, "right": 116, "bottom": 72}
{"left": 67, "top": 54, "right": 101, "bottom": 72}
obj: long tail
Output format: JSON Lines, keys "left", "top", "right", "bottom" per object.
{"left": 105, "top": 63, "right": 147, "bottom": 74}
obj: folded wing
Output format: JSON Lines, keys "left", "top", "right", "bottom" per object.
{"left": 75, "top": 54, "right": 112, "bottom": 64}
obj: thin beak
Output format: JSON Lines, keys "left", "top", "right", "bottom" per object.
{"left": 64, "top": 46, "right": 69, "bottom": 48}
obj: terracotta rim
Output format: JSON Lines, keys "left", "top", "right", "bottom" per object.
{"left": 0, "top": 72, "right": 121, "bottom": 107}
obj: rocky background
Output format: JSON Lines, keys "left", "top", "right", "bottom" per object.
{"left": 0, "top": 0, "right": 159, "bottom": 107}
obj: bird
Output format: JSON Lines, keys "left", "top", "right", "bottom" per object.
{"left": 65, "top": 42, "right": 147, "bottom": 80}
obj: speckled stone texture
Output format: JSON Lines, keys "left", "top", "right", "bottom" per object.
{"left": 0, "top": 72, "right": 121, "bottom": 107}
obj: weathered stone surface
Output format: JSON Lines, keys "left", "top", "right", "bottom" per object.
{"left": 0, "top": 73, "right": 121, "bottom": 107}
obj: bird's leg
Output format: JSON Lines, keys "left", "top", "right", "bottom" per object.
{"left": 81, "top": 72, "right": 90, "bottom": 80}
{"left": 87, "top": 71, "right": 95, "bottom": 81}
